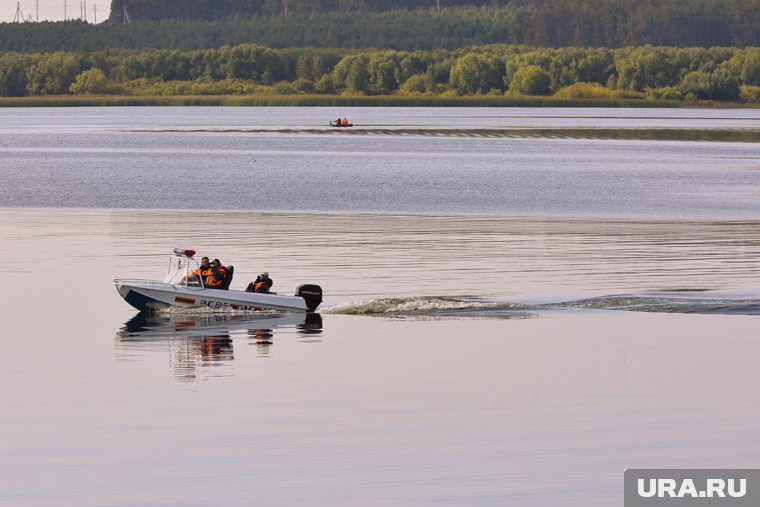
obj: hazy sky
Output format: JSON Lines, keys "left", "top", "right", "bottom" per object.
{"left": 0, "top": 0, "right": 105, "bottom": 23}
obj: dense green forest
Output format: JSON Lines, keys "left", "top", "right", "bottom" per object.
{"left": 108, "top": 0, "right": 508, "bottom": 21}
{"left": 0, "top": 1, "right": 758, "bottom": 52}
{"left": 2, "top": 44, "right": 760, "bottom": 103}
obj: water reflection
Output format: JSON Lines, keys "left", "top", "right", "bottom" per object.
{"left": 172, "top": 334, "right": 234, "bottom": 382}
{"left": 116, "top": 312, "right": 322, "bottom": 381}
{"left": 133, "top": 126, "right": 760, "bottom": 143}
{"left": 298, "top": 312, "right": 323, "bottom": 334}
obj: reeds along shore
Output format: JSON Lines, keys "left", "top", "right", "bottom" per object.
{"left": 0, "top": 94, "right": 694, "bottom": 108}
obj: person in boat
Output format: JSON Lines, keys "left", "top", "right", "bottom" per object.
{"left": 245, "top": 272, "right": 273, "bottom": 293}
{"left": 342, "top": 118, "right": 349, "bottom": 125}
{"left": 334, "top": 117, "right": 342, "bottom": 126}
{"left": 196, "top": 257, "right": 210, "bottom": 273}
{"left": 190, "top": 256, "right": 211, "bottom": 285}
{"left": 205, "top": 259, "right": 228, "bottom": 289}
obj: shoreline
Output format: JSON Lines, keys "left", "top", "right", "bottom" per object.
{"left": 4, "top": 206, "right": 760, "bottom": 223}
{"left": 0, "top": 94, "right": 708, "bottom": 108}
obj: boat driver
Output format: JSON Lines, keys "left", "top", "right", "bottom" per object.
{"left": 190, "top": 257, "right": 211, "bottom": 285}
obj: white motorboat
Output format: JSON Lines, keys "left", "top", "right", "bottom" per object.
{"left": 114, "top": 248, "right": 322, "bottom": 313}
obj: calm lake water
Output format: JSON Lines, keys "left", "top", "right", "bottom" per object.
{"left": 2, "top": 107, "right": 760, "bottom": 506}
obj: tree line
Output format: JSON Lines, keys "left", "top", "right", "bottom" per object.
{"left": 2, "top": 44, "right": 760, "bottom": 102}
{"left": 107, "top": 0, "right": 477, "bottom": 21}
{"left": 1, "top": 1, "right": 760, "bottom": 52}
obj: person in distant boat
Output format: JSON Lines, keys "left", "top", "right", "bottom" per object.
{"left": 205, "top": 259, "right": 228, "bottom": 289}
{"left": 342, "top": 118, "right": 349, "bottom": 125}
{"left": 246, "top": 272, "right": 273, "bottom": 293}
{"left": 335, "top": 117, "right": 342, "bottom": 125}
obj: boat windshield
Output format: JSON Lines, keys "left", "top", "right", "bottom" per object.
{"left": 163, "top": 255, "right": 202, "bottom": 287}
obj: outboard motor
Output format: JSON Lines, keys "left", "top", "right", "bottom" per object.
{"left": 296, "top": 284, "right": 322, "bottom": 312}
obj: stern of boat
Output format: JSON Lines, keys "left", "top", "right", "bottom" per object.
{"left": 296, "top": 284, "right": 323, "bottom": 312}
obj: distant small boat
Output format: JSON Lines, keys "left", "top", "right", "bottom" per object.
{"left": 329, "top": 121, "right": 354, "bottom": 127}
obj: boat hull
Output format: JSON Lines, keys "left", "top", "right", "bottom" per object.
{"left": 115, "top": 279, "right": 310, "bottom": 313}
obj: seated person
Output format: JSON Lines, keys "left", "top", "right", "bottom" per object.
{"left": 245, "top": 272, "right": 273, "bottom": 293}
{"left": 187, "top": 256, "right": 211, "bottom": 286}
{"left": 205, "top": 259, "right": 227, "bottom": 289}
{"left": 194, "top": 257, "right": 211, "bottom": 277}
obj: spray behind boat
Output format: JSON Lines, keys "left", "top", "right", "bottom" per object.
{"left": 296, "top": 284, "right": 323, "bottom": 312}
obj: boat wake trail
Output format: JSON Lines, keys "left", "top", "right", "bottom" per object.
{"left": 321, "top": 296, "right": 524, "bottom": 316}
{"left": 553, "top": 294, "right": 760, "bottom": 315}
{"left": 321, "top": 293, "right": 760, "bottom": 317}
{"left": 132, "top": 127, "right": 760, "bottom": 143}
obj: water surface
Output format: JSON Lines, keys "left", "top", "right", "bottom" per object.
{"left": 2, "top": 107, "right": 760, "bottom": 506}
{"left": 2, "top": 208, "right": 760, "bottom": 506}
{"left": 2, "top": 106, "right": 760, "bottom": 218}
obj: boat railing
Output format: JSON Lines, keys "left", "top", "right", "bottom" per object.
{"left": 114, "top": 278, "right": 206, "bottom": 290}
{"left": 115, "top": 278, "right": 168, "bottom": 286}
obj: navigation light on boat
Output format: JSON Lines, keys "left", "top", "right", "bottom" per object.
{"left": 172, "top": 248, "right": 196, "bottom": 258}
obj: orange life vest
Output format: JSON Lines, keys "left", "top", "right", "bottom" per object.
{"left": 193, "top": 266, "right": 210, "bottom": 283}
{"left": 254, "top": 279, "right": 271, "bottom": 292}
{"left": 205, "top": 266, "right": 226, "bottom": 288}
